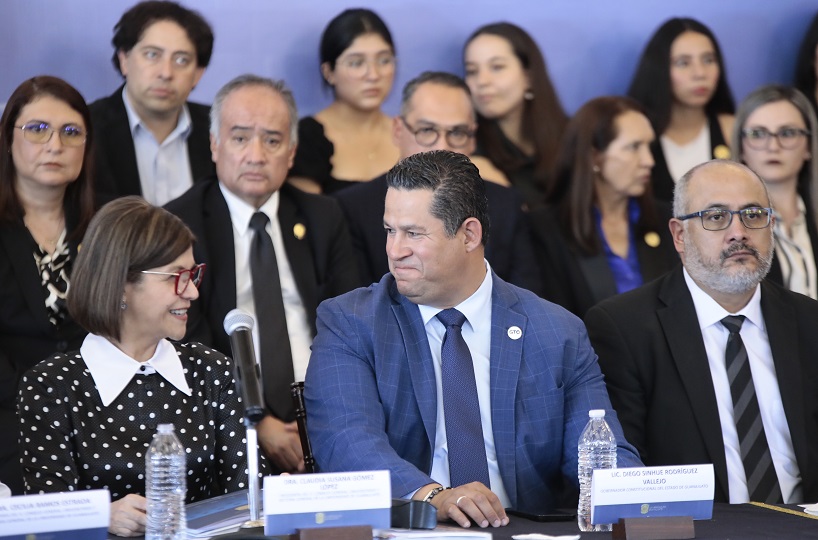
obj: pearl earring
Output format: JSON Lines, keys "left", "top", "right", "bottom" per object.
{"left": 121, "top": 301, "right": 127, "bottom": 310}
{"left": 524, "top": 90, "right": 534, "bottom": 100}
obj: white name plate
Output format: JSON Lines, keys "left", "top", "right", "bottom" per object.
{"left": 264, "top": 470, "right": 391, "bottom": 535}
{"left": 0, "top": 489, "right": 109, "bottom": 539}
{"left": 592, "top": 464, "right": 714, "bottom": 524}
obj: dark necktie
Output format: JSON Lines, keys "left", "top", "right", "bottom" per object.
{"left": 720, "top": 315, "right": 782, "bottom": 503}
{"left": 249, "top": 212, "right": 295, "bottom": 421}
{"left": 437, "top": 308, "right": 490, "bottom": 488}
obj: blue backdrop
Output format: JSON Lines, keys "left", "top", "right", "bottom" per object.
{"left": 1, "top": 0, "right": 816, "bottom": 115}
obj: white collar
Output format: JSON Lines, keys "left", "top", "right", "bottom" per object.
{"left": 121, "top": 87, "right": 191, "bottom": 141}
{"left": 418, "top": 260, "right": 493, "bottom": 332}
{"left": 81, "top": 334, "right": 192, "bottom": 406}
{"left": 219, "top": 182, "right": 280, "bottom": 236}
{"left": 682, "top": 267, "right": 764, "bottom": 332}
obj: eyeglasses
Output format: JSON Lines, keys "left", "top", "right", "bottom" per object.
{"left": 676, "top": 207, "right": 772, "bottom": 231}
{"left": 15, "top": 122, "right": 87, "bottom": 147}
{"left": 337, "top": 54, "right": 395, "bottom": 76}
{"left": 742, "top": 127, "right": 809, "bottom": 150}
{"left": 399, "top": 117, "right": 475, "bottom": 149}
{"left": 140, "top": 263, "right": 206, "bottom": 295}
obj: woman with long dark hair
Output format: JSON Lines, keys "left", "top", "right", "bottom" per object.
{"left": 463, "top": 22, "right": 568, "bottom": 210}
{"left": 628, "top": 18, "right": 735, "bottom": 201}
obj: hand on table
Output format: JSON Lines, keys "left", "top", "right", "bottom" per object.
{"left": 420, "top": 482, "right": 509, "bottom": 528}
{"left": 109, "top": 493, "right": 147, "bottom": 537}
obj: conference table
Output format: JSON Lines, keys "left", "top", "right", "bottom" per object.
{"left": 109, "top": 502, "right": 818, "bottom": 539}
{"left": 494, "top": 503, "right": 818, "bottom": 539}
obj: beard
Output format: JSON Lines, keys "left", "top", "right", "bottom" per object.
{"left": 683, "top": 234, "right": 774, "bottom": 296}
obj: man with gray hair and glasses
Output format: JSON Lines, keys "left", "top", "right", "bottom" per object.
{"left": 166, "top": 74, "right": 359, "bottom": 473}
{"left": 586, "top": 159, "right": 818, "bottom": 505}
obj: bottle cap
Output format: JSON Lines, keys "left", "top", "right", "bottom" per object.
{"left": 157, "top": 423, "right": 175, "bottom": 433}
{"left": 589, "top": 409, "right": 605, "bottom": 418}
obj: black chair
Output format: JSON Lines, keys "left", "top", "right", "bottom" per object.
{"left": 290, "top": 381, "right": 317, "bottom": 473}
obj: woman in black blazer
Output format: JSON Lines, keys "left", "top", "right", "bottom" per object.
{"left": 530, "top": 96, "right": 678, "bottom": 317}
{"left": 0, "top": 76, "right": 96, "bottom": 494}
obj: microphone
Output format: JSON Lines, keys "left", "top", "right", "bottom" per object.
{"left": 223, "top": 309, "right": 266, "bottom": 424}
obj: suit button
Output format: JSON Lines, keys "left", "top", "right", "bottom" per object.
{"left": 56, "top": 341, "right": 68, "bottom": 351}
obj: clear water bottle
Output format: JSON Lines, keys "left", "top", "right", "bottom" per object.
{"left": 146, "top": 423, "right": 187, "bottom": 540}
{"left": 577, "top": 409, "right": 617, "bottom": 532}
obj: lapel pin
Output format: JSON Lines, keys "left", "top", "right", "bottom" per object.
{"left": 507, "top": 326, "right": 522, "bottom": 340}
{"left": 293, "top": 223, "right": 306, "bottom": 240}
{"left": 713, "top": 144, "right": 731, "bottom": 160}
{"left": 644, "top": 231, "right": 660, "bottom": 248}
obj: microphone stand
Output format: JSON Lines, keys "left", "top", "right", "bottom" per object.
{"left": 242, "top": 414, "right": 264, "bottom": 528}
{"left": 223, "top": 310, "right": 267, "bottom": 529}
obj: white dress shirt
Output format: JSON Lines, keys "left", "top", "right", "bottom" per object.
{"left": 122, "top": 87, "right": 194, "bottom": 206}
{"left": 683, "top": 268, "right": 802, "bottom": 503}
{"left": 81, "top": 334, "right": 192, "bottom": 407}
{"left": 219, "top": 184, "right": 312, "bottom": 383}
{"left": 418, "top": 261, "right": 511, "bottom": 508}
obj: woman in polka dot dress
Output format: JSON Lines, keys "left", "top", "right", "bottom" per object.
{"left": 18, "top": 196, "right": 266, "bottom": 537}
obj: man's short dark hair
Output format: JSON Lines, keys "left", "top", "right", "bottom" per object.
{"left": 111, "top": 1, "right": 214, "bottom": 73}
{"left": 386, "top": 150, "right": 490, "bottom": 245}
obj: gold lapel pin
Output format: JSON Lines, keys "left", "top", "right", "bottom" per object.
{"left": 644, "top": 231, "right": 661, "bottom": 248}
{"left": 713, "top": 144, "right": 731, "bottom": 160}
{"left": 293, "top": 223, "right": 306, "bottom": 240}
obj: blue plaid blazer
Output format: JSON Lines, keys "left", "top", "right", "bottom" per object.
{"left": 305, "top": 272, "right": 641, "bottom": 512}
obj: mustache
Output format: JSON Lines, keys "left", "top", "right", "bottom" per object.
{"left": 720, "top": 242, "right": 760, "bottom": 263}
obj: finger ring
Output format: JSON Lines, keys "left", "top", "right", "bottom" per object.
{"left": 456, "top": 496, "right": 466, "bottom": 506}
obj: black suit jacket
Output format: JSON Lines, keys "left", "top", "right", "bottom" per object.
{"left": 165, "top": 178, "right": 360, "bottom": 376}
{"left": 89, "top": 86, "right": 215, "bottom": 200}
{"left": 529, "top": 202, "right": 679, "bottom": 317}
{"left": 585, "top": 266, "right": 818, "bottom": 503}
{"left": 0, "top": 215, "right": 87, "bottom": 494}
{"left": 333, "top": 174, "right": 542, "bottom": 294}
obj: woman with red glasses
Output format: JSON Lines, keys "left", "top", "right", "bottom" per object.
{"left": 18, "top": 197, "right": 264, "bottom": 537}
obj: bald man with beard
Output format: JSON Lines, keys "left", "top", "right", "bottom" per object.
{"left": 586, "top": 160, "right": 818, "bottom": 505}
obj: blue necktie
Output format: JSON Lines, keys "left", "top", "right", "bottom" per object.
{"left": 721, "top": 315, "right": 782, "bottom": 503}
{"left": 437, "top": 308, "right": 490, "bottom": 488}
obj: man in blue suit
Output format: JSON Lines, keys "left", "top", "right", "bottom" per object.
{"left": 305, "top": 150, "right": 641, "bottom": 529}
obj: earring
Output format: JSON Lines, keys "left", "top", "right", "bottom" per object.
{"left": 121, "top": 301, "right": 127, "bottom": 311}
{"left": 524, "top": 90, "right": 534, "bottom": 100}
{"left": 593, "top": 165, "right": 601, "bottom": 173}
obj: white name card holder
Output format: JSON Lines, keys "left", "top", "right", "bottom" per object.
{"left": 263, "top": 470, "right": 391, "bottom": 536}
{"left": 0, "top": 489, "right": 109, "bottom": 540}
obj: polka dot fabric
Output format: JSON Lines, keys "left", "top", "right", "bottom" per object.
{"left": 18, "top": 341, "right": 265, "bottom": 502}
